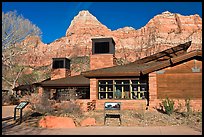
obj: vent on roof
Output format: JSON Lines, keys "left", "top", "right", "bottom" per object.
{"left": 156, "top": 70, "right": 165, "bottom": 74}
{"left": 191, "top": 66, "right": 200, "bottom": 72}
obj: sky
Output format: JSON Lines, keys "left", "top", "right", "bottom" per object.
{"left": 2, "top": 2, "right": 202, "bottom": 44}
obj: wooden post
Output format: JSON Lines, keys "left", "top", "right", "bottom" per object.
{"left": 14, "top": 108, "right": 17, "bottom": 120}
{"left": 20, "top": 109, "right": 23, "bottom": 123}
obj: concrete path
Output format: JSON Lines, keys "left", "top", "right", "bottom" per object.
{"left": 2, "top": 125, "right": 202, "bottom": 135}
{"left": 2, "top": 105, "right": 16, "bottom": 118}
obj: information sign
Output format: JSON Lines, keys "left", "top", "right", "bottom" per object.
{"left": 16, "top": 101, "right": 29, "bottom": 109}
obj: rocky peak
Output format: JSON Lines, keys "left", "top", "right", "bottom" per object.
{"left": 70, "top": 10, "right": 99, "bottom": 23}
{"left": 114, "top": 26, "right": 135, "bottom": 32}
{"left": 161, "top": 11, "right": 174, "bottom": 16}
{"left": 66, "top": 10, "right": 110, "bottom": 36}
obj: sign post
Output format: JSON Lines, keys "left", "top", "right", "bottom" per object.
{"left": 14, "top": 101, "right": 29, "bottom": 123}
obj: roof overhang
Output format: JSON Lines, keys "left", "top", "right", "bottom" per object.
{"left": 40, "top": 75, "right": 90, "bottom": 87}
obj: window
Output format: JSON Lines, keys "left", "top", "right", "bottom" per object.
{"left": 98, "top": 79, "right": 148, "bottom": 100}
{"left": 52, "top": 58, "right": 70, "bottom": 69}
{"left": 76, "top": 87, "right": 90, "bottom": 99}
{"left": 98, "top": 80, "right": 113, "bottom": 99}
{"left": 53, "top": 60, "right": 64, "bottom": 69}
{"left": 94, "top": 42, "right": 110, "bottom": 54}
{"left": 92, "top": 38, "right": 115, "bottom": 54}
{"left": 53, "top": 87, "right": 90, "bottom": 101}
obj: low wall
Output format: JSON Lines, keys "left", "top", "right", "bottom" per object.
{"left": 76, "top": 99, "right": 147, "bottom": 112}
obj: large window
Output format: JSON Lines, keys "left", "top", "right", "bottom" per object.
{"left": 53, "top": 87, "right": 90, "bottom": 101}
{"left": 98, "top": 80, "right": 147, "bottom": 100}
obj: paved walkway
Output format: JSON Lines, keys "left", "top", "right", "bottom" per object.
{"left": 2, "top": 125, "right": 202, "bottom": 135}
{"left": 2, "top": 105, "right": 16, "bottom": 118}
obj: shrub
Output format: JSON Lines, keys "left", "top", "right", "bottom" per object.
{"left": 56, "top": 101, "right": 82, "bottom": 117}
{"left": 2, "top": 93, "right": 20, "bottom": 105}
{"left": 185, "top": 98, "right": 191, "bottom": 117}
{"left": 162, "top": 97, "right": 175, "bottom": 115}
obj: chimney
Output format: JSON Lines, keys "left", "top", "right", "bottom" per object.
{"left": 90, "top": 37, "right": 116, "bottom": 70}
{"left": 51, "top": 58, "right": 71, "bottom": 80}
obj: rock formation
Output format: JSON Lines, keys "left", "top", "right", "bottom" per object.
{"left": 14, "top": 10, "right": 202, "bottom": 82}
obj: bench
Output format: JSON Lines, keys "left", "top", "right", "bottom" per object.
{"left": 104, "top": 102, "right": 121, "bottom": 126}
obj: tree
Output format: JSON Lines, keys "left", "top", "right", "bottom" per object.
{"left": 2, "top": 11, "right": 42, "bottom": 94}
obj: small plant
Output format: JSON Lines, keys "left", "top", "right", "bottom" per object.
{"left": 174, "top": 100, "right": 183, "bottom": 113}
{"left": 185, "top": 98, "right": 191, "bottom": 117}
{"left": 162, "top": 97, "right": 175, "bottom": 115}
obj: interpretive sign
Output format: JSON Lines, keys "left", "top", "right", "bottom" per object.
{"left": 14, "top": 101, "right": 29, "bottom": 123}
{"left": 104, "top": 102, "right": 121, "bottom": 110}
{"left": 16, "top": 101, "right": 29, "bottom": 109}
{"left": 104, "top": 102, "right": 121, "bottom": 125}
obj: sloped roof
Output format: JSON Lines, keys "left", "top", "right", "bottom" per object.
{"left": 82, "top": 41, "right": 202, "bottom": 78}
{"left": 40, "top": 74, "right": 90, "bottom": 87}
{"left": 31, "top": 41, "right": 202, "bottom": 88}
{"left": 133, "top": 41, "right": 191, "bottom": 64}
{"left": 13, "top": 78, "right": 51, "bottom": 91}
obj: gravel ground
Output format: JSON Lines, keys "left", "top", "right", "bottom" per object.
{"left": 2, "top": 105, "right": 202, "bottom": 133}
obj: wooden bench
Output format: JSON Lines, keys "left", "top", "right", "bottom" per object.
{"left": 104, "top": 102, "right": 121, "bottom": 126}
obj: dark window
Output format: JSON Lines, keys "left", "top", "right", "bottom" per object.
{"left": 76, "top": 88, "right": 90, "bottom": 99}
{"left": 53, "top": 60, "right": 64, "bottom": 69}
{"left": 94, "top": 42, "right": 109, "bottom": 54}
{"left": 52, "top": 58, "right": 70, "bottom": 69}
{"left": 65, "top": 59, "right": 70, "bottom": 69}
{"left": 53, "top": 87, "right": 90, "bottom": 101}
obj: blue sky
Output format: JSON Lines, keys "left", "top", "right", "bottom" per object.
{"left": 2, "top": 2, "right": 202, "bottom": 44}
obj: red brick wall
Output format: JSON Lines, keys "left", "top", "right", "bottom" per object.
{"left": 51, "top": 68, "right": 71, "bottom": 80}
{"left": 96, "top": 99, "right": 147, "bottom": 111}
{"left": 90, "top": 54, "right": 116, "bottom": 70}
{"left": 76, "top": 99, "right": 147, "bottom": 112}
{"left": 90, "top": 78, "right": 97, "bottom": 100}
{"left": 148, "top": 72, "right": 158, "bottom": 111}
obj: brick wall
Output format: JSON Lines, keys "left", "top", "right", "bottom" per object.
{"left": 96, "top": 99, "right": 147, "bottom": 111}
{"left": 51, "top": 68, "right": 71, "bottom": 80}
{"left": 90, "top": 54, "right": 116, "bottom": 70}
{"left": 76, "top": 99, "right": 147, "bottom": 112}
{"left": 90, "top": 78, "right": 97, "bottom": 100}
{"left": 148, "top": 72, "right": 158, "bottom": 111}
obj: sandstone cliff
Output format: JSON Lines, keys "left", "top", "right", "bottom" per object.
{"left": 17, "top": 10, "right": 202, "bottom": 80}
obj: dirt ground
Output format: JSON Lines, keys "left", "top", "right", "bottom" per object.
{"left": 2, "top": 105, "right": 202, "bottom": 133}
{"left": 82, "top": 109, "right": 202, "bottom": 132}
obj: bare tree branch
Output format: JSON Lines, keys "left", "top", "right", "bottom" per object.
{"left": 2, "top": 11, "right": 42, "bottom": 92}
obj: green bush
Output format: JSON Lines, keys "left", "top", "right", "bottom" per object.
{"left": 162, "top": 97, "right": 175, "bottom": 115}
